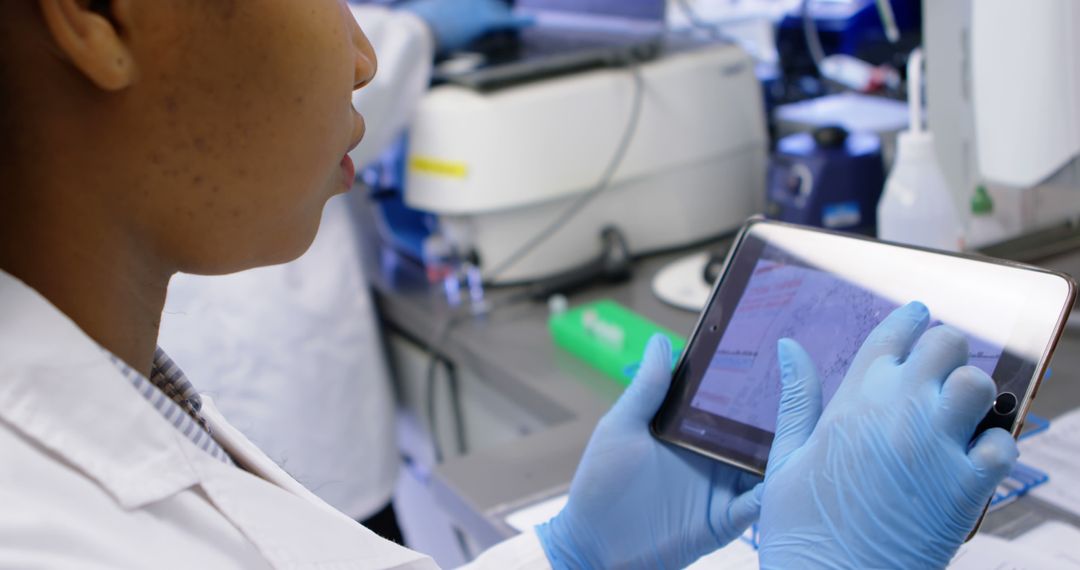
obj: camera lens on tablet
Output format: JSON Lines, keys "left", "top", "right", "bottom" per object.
{"left": 993, "top": 392, "right": 1018, "bottom": 416}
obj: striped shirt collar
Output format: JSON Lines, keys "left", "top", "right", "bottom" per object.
{"left": 107, "top": 349, "right": 234, "bottom": 466}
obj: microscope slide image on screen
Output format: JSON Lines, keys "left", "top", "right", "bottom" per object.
{"left": 690, "top": 246, "right": 1006, "bottom": 434}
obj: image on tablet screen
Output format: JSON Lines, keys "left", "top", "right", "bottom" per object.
{"left": 690, "top": 247, "right": 1005, "bottom": 434}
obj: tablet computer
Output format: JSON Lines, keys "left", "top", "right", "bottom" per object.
{"left": 651, "top": 219, "right": 1076, "bottom": 475}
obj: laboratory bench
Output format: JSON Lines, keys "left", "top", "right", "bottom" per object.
{"left": 351, "top": 196, "right": 1080, "bottom": 552}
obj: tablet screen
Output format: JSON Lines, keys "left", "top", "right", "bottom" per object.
{"left": 653, "top": 221, "right": 1073, "bottom": 473}
{"left": 693, "top": 251, "right": 1004, "bottom": 433}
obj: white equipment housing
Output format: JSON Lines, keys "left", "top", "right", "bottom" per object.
{"left": 925, "top": 0, "right": 1080, "bottom": 242}
{"left": 972, "top": 0, "right": 1080, "bottom": 190}
{"left": 405, "top": 43, "right": 767, "bottom": 284}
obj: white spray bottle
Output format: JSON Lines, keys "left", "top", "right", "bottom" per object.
{"left": 877, "top": 48, "right": 963, "bottom": 251}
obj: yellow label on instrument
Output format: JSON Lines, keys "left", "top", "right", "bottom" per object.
{"left": 410, "top": 156, "right": 469, "bottom": 179}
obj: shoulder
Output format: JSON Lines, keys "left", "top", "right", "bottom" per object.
{"left": 0, "top": 424, "right": 125, "bottom": 564}
{"left": 0, "top": 423, "right": 266, "bottom": 568}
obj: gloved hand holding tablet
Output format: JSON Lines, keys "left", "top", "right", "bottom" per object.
{"left": 537, "top": 219, "right": 1074, "bottom": 569}
{"left": 758, "top": 303, "right": 1021, "bottom": 568}
{"left": 651, "top": 219, "right": 1075, "bottom": 551}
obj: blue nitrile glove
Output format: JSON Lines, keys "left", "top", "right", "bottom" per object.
{"left": 758, "top": 302, "right": 1020, "bottom": 569}
{"left": 399, "top": 0, "right": 535, "bottom": 54}
{"left": 536, "top": 335, "right": 763, "bottom": 569}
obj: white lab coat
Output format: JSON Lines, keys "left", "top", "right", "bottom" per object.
{"left": 0, "top": 269, "right": 551, "bottom": 568}
{"left": 158, "top": 5, "right": 433, "bottom": 520}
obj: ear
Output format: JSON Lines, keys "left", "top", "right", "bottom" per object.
{"left": 38, "top": 0, "right": 136, "bottom": 91}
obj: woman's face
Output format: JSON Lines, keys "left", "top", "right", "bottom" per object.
{"left": 121, "top": 0, "right": 376, "bottom": 274}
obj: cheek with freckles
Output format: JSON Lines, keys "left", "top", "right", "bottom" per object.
{"left": 131, "top": 0, "right": 363, "bottom": 273}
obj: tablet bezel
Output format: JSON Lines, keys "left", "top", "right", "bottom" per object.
{"left": 650, "top": 218, "right": 1077, "bottom": 477}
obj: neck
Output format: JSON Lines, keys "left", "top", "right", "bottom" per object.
{"left": 0, "top": 182, "right": 170, "bottom": 378}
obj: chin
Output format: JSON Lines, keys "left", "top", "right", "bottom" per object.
{"left": 261, "top": 225, "right": 323, "bottom": 269}
{"left": 184, "top": 193, "right": 332, "bottom": 275}
{"left": 188, "top": 225, "right": 323, "bottom": 276}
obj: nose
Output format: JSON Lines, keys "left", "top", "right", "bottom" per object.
{"left": 347, "top": 8, "right": 377, "bottom": 91}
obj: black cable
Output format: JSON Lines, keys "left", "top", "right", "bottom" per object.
{"left": 802, "top": 0, "right": 828, "bottom": 74}
{"left": 424, "top": 355, "right": 465, "bottom": 464}
{"left": 482, "top": 66, "right": 647, "bottom": 284}
{"left": 445, "top": 360, "right": 467, "bottom": 456}
{"left": 425, "top": 314, "right": 467, "bottom": 464}
{"left": 452, "top": 527, "right": 474, "bottom": 562}
{"left": 424, "top": 291, "right": 532, "bottom": 463}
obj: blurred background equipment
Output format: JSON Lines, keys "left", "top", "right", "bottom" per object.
{"left": 348, "top": 2, "right": 1080, "bottom": 567}
{"left": 433, "top": 0, "right": 668, "bottom": 90}
{"left": 776, "top": 0, "right": 919, "bottom": 99}
{"left": 772, "top": 92, "right": 907, "bottom": 167}
{"left": 404, "top": 42, "right": 768, "bottom": 285}
{"left": 766, "top": 125, "right": 885, "bottom": 233}
{"left": 877, "top": 47, "right": 962, "bottom": 251}
{"left": 926, "top": 0, "right": 1080, "bottom": 251}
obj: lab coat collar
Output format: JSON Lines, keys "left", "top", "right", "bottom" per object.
{"left": 0, "top": 269, "right": 200, "bottom": 510}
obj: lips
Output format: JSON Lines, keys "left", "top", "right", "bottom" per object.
{"left": 340, "top": 154, "right": 356, "bottom": 189}
{"left": 335, "top": 111, "right": 364, "bottom": 191}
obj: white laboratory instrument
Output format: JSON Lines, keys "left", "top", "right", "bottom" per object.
{"left": 773, "top": 93, "right": 909, "bottom": 169}
{"left": 405, "top": 42, "right": 768, "bottom": 284}
{"left": 925, "top": 0, "right": 1080, "bottom": 247}
{"left": 651, "top": 251, "right": 713, "bottom": 311}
